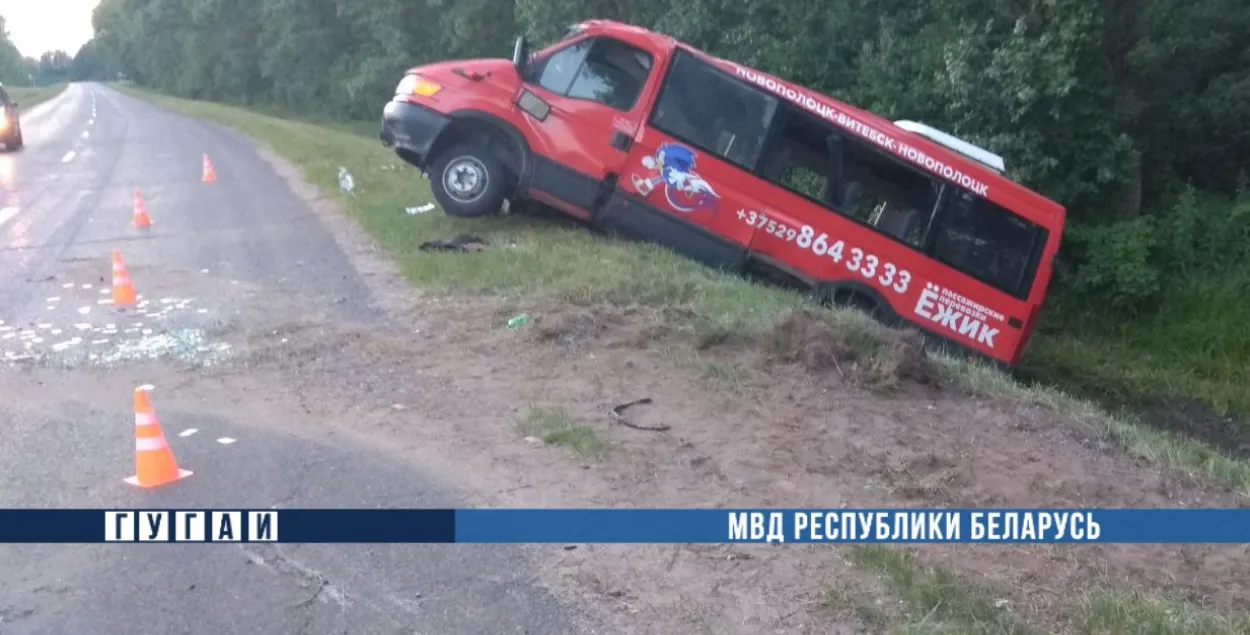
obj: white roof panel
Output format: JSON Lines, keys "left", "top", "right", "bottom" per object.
{"left": 894, "top": 120, "right": 1006, "bottom": 174}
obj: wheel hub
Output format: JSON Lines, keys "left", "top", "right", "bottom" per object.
{"left": 443, "top": 157, "right": 489, "bottom": 203}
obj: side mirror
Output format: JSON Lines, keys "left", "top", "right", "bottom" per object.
{"left": 512, "top": 36, "right": 530, "bottom": 76}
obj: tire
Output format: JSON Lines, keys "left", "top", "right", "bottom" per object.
{"left": 429, "top": 143, "right": 507, "bottom": 218}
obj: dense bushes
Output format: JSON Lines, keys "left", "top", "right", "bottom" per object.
{"left": 1063, "top": 186, "right": 1250, "bottom": 309}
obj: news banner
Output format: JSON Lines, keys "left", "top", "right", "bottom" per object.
{"left": 0, "top": 509, "right": 1248, "bottom": 543}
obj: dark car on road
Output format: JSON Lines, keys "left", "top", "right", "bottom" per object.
{"left": 0, "top": 83, "right": 23, "bottom": 151}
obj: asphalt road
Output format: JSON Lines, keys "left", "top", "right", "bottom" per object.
{"left": 0, "top": 83, "right": 603, "bottom": 635}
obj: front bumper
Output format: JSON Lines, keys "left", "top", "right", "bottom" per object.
{"left": 380, "top": 99, "right": 451, "bottom": 169}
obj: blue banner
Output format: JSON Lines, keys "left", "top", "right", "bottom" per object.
{"left": 1, "top": 508, "right": 1247, "bottom": 543}
{"left": 454, "top": 509, "right": 1248, "bottom": 544}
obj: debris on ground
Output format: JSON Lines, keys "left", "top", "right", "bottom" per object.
{"left": 406, "top": 203, "right": 436, "bottom": 215}
{"left": 506, "top": 314, "right": 530, "bottom": 329}
{"left": 611, "top": 397, "right": 669, "bottom": 431}
{"left": 418, "top": 235, "right": 487, "bottom": 252}
{"left": 337, "top": 167, "right": 356, "bottom": 196}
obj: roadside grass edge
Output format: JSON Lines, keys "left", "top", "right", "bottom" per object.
{"left": 9, "top": 83, "right": 68, "bottom": 113}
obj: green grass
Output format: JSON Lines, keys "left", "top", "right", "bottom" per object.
{"left": 9, "top": 83, "right": 68, "bottom": 112}
{"left": 1022, "top": 185, "right": 1250, "bottom": 437}
{"left": 827, "top": 546, "right": 1250, "bottom": 635}
{"left": 1077, "top": 590, "right": 1250, "bottom": 635}
{"left": 110, "top": 84, "right": 1250, "bottom": 496}
{"left": 1026, "top": 273, "right": 1250, "bottom": 419}
{"left": 825, "top": 545, "right": 1039, "bottom": 635}
{"left": 517, "top": 405, "right": 607, "bottom": 458}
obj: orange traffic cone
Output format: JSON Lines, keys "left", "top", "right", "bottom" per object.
{"left": 132, "top": 189, "right": 152, "bottom": 228}
{"left": 201, "top": 153, "right": 217, "bottom": 183}
{"left": 124, "top": 386, "right": 192, "bottom": 489}
{"left": 111, "top": 250, "right": 136, "bottom": 306}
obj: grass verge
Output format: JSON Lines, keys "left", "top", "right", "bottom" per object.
{"left": 824, "top": 546, "right": 1038, "bottom": 634}
{"left": 9, "top": 83, "right": 68, "bottom": 112}
{"left": 110, "top": 84, "right": 1250, "bottom": 495}
{"left": 826, "top": 546, "right": 1250, "bottom": 635}
{"left": 518, "top": 405, "right": 607, "bottom": 458}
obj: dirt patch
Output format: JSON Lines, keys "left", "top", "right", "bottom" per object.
{"left": 762, "top": 309, "right": 943, "bottom": 390}
{"left": 529, "top": 305, "right": 945, "bottom": 392}
{"left": 531, "top": 304, "right": 694, "bottom": 351}
{"left": 161, "top": 302, "right": 1246, "bottom": 635}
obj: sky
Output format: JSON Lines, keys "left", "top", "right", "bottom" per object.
{"left": 0, "top": 0, "right": 100, "bottom": 58}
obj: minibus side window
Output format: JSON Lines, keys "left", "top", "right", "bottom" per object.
{"left": 757, "top": 105, "right": 941, "bottom": 249}
{"left": 649, "top": 50, "right": 778, "bottom": 170}
{"left": 929, "top": 190, "right": 1047, "bottom": 299}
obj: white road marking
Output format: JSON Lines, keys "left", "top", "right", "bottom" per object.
{"left": 61, "top": 150, "right": 76, "bottom": 163}
{"left": 179, "top": 428, "right": 198, "bottom": 437}
{"left": 216, "top": 437, "right": 236, "bottom": 445}
{"left": 82, "top": 131, "right": 90, "bottom": 139}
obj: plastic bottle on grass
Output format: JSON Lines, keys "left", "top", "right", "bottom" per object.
{"left": 506, "top": 314, "right": 530, "bottom": 329}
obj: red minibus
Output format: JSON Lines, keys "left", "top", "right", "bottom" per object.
{"left": 379, "top": 19, "right": 1066, "bottom": 367}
